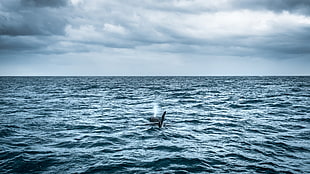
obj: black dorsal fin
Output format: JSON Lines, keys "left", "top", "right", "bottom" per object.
{"left": 159, "top": 111, "right": 166, "bottom": 128}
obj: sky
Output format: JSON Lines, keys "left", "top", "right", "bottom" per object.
{"left": 0, "top": 0, "right": 310, "bottom": 76}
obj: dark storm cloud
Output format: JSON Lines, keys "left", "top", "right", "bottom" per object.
{"left": 0, "top": 0, "right": 68, "bottom": 36}
{"left": 0, "top": 0, "right": 69, "bottom": 53}
{"left": 0, "top": 11, "right": 67, "bottom": 36}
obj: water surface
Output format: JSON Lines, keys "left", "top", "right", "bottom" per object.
{"left": 0, "top": 76, "right": 309, "bottom": 173}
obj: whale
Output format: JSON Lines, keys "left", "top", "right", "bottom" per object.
{"left": 149, "top": 111, "right": 166, "bottom": 128}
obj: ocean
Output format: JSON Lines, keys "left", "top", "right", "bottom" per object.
{"left": 0, "top": 76, "right": 309, "bottom": 173}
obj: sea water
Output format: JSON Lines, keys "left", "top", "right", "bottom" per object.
{"left": 0, "top": 76, "right": 309, "bottom": 173}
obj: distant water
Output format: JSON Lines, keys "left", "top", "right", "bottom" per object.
{"left": 0, "top": 76, "right": 309, "bottom": 174}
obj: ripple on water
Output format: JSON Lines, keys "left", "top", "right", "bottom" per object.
{"left": 0, "top": 76, "right": 309, "bottom": 173}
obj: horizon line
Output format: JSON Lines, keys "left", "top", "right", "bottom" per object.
{"left": 1, "top": 75, "right": 309, "bottom": 77}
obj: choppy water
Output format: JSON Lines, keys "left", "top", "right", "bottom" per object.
{"left": 0, "top": 76, "right": 309, "bottom": 173}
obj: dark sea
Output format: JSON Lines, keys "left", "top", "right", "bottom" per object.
{"left": 0, "top": 76, "right": 309, "bottom": 174}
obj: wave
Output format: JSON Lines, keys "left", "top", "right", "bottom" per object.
{"left": 1, "top": 76, "right": 309, "bottom": 173}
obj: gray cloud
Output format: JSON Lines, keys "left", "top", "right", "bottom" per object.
{"left": 0, "top": 0, "right": 69, "bottom": 54}
{"left": 21, "top": 0, "right": 68, "bottom": 7}
{"left": 0, "top": 36, "right": 49, "bottom": 51}
{"left": 0, "top": 0, "right": 310, "bottom": 75}
{"left": 234, "top": 0, "right": 310, "bottom": 14}
{"left": 121, "top": 0, "right": 310, "bottom": 15}
{"left": 0, "top": 0, "right": 68, "bottom": 36}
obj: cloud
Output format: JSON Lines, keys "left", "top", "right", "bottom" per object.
{"left": 21, "top": 0, "right": 68, "bottom": 7}
{"left": 0, "top": 0, "right": 310, "bottom": 75}
{"left": 234, "top": 0, "right": 310, "bottom": 14}
{"left": 0, "top": 0, "right": 68, "bottom": 36}
{"left": 0, "top": 35, "right": 50, "bottom": 51}
{"left": 2, "top": 0, "right": 310, "bottom": 54}
{"left": 64, "top": 1, "right": 310, "bottom": 56}
{"left": 0, "top": 0, "right": 69, "bottom": 54}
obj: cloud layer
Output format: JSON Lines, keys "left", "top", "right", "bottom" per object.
{"left": 1, "top": 0, "right": 310, "bottom": 75}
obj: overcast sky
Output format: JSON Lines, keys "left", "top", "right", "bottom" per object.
{"left": 1, "top": 0, "right": 310, "bottom": 76}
